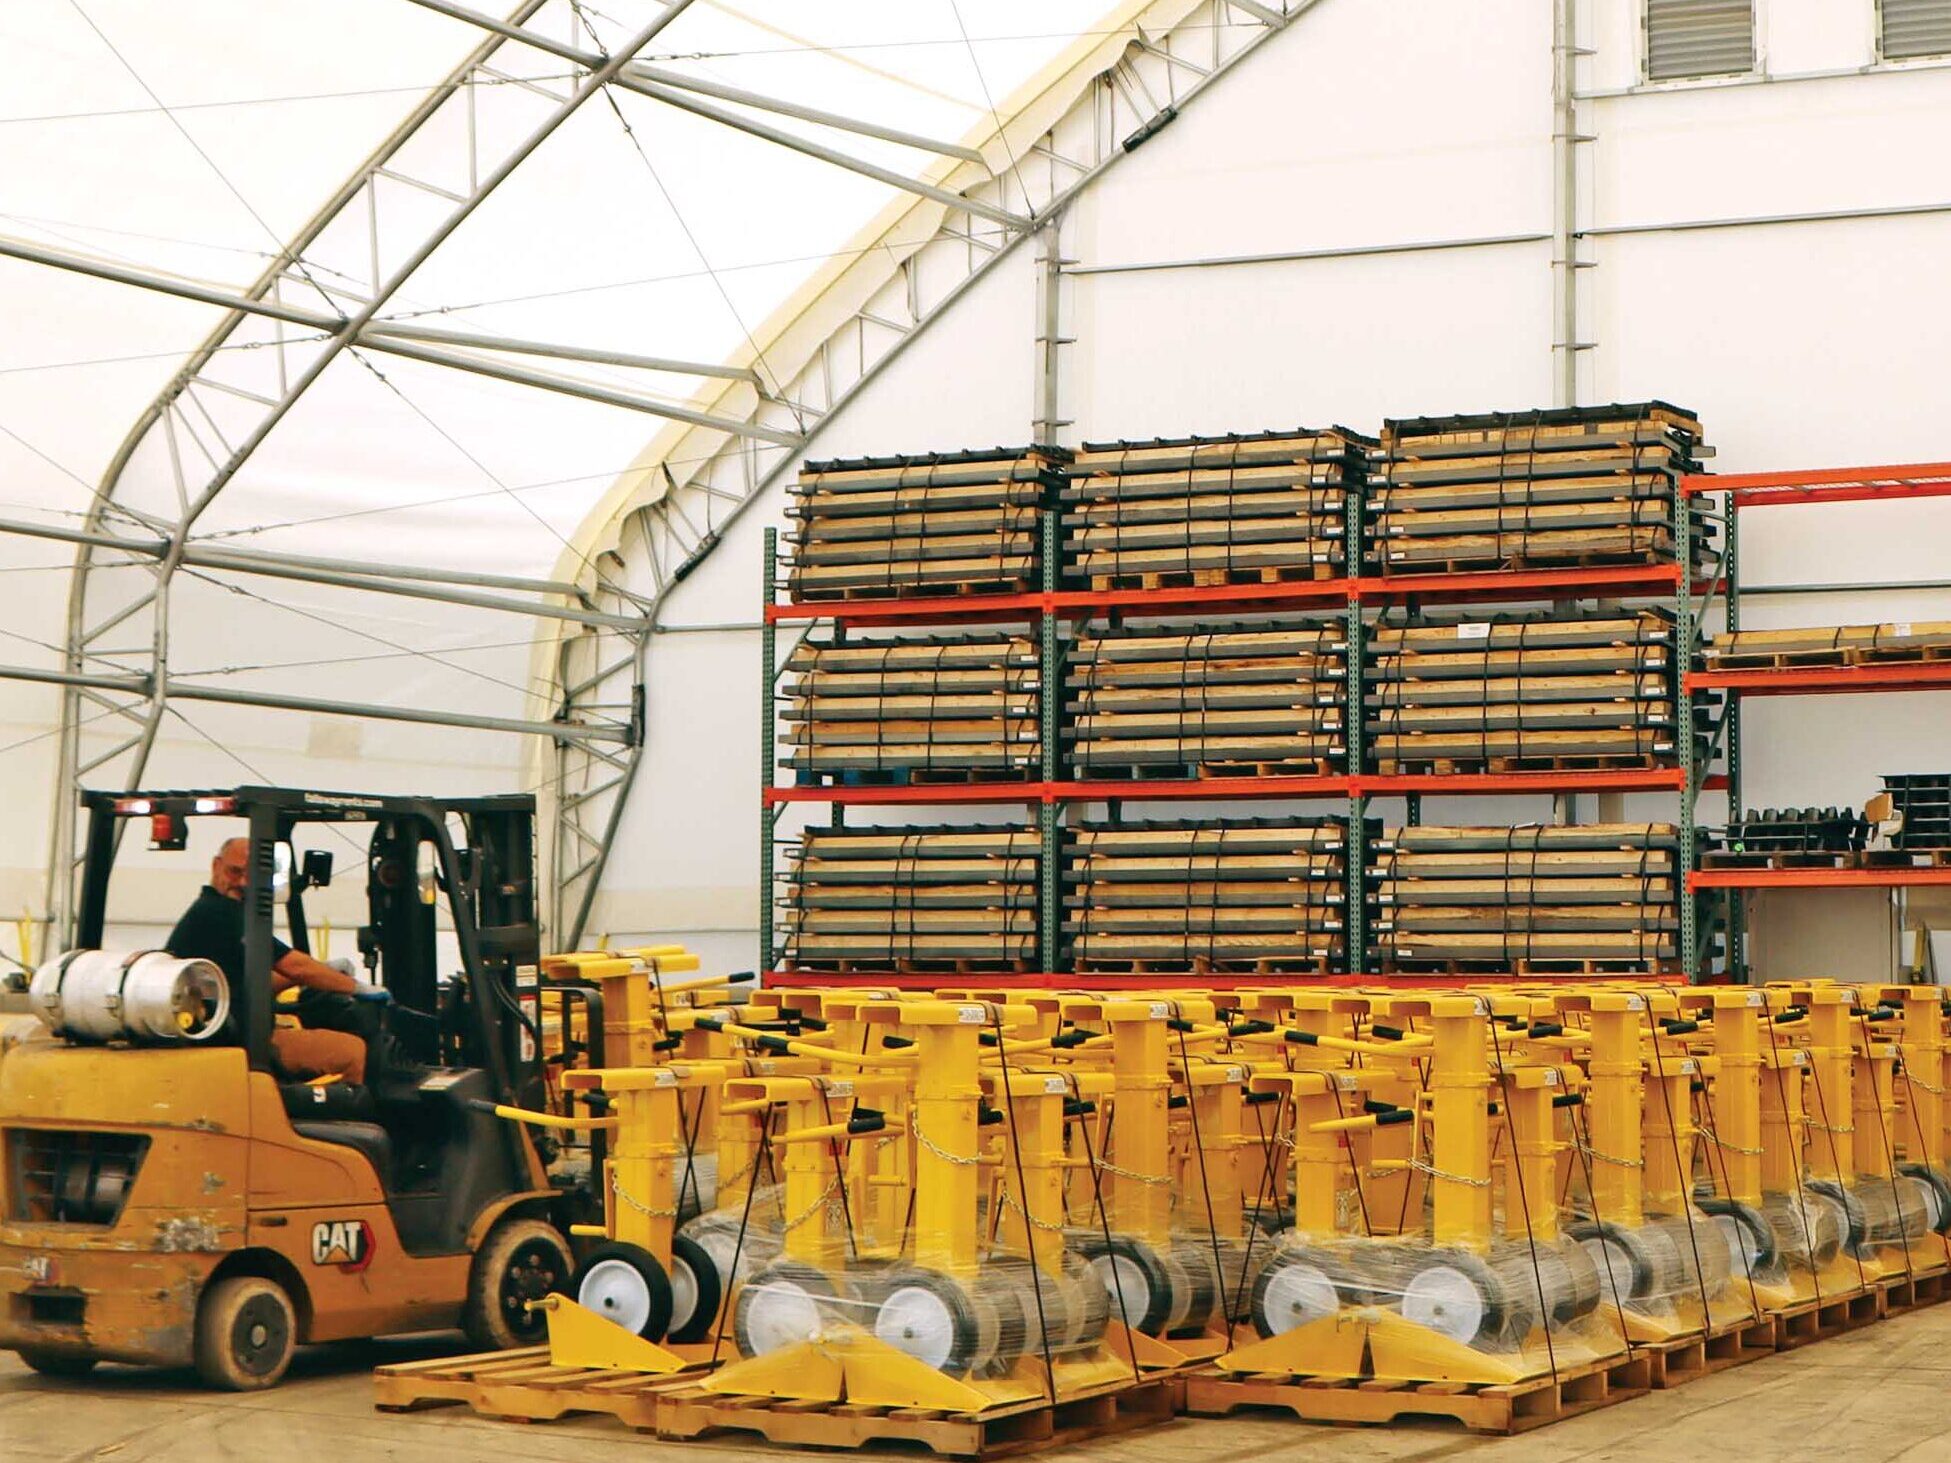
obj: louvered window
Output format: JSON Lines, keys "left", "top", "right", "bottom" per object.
{"left": 1646, "top": 0, "right": 1755, "bottom": 80}
{"left": 1883, "top": 0, "right": 1951, "bottom": 60}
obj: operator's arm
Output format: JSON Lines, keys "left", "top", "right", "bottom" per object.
{"left": 272, "top": 948, "right": 360, "bottom": 995}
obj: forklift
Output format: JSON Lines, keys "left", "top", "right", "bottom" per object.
{"left": 0, "top": 786, "right": 589, "bottom": 1389}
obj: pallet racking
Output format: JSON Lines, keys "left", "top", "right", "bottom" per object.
{"left": 759, "top": 417, "right": 1726, "bottom": 987}
{"left": 1682, "top": 461, "right": 1951, "bottom": 981}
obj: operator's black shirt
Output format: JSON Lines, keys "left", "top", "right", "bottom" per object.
{"left": 165, "top": 884, "right": 289, "bottom": 988}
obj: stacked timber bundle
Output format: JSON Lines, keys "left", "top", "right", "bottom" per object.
{"left": 1365, "top": 609, "right": 1677, "bottom": 773}
{"left": 1705, "top": 621, "right": 1951, "bottom": 668}
{"left": 775, "top": 823, "right": 1039, "bottom": 973}
{"left": 1064, "top": 817, "right": 1351, "bottom": 974}
{"left": 1370, "top": 823, "right": 1679, "bottom": 973}
{"left": 1367, "top": 401, "right": 1711, "bottom": 575}
{"left": 784, "top": 445, "right": 1065, "bottom": 601}
{"left": 1061, "top": 427, "right": 1371, "bottom": 589}
{"left": 780, "top": 631, "right": 1040, "bottom": 784}
{"left": 1065, "top": 620, "right": 1347, "bottom": 779}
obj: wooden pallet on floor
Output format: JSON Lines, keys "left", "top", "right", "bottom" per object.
{"left": 373, "top": 1346, "right": 708, "bottom": 1428}
{"left": 1767, "top": 1283, "right": 1883, "bottom": 1351}
{"left": 650, "top": 1374, "right": 1180, "bottom": 1458}
{"left": 1874, "top": 1264, "right": 1951, "bottom": 1316}
{"left": 1636, "top": 1313, "right": 1779, "bottom": 1389}
{"left": 1181, "top": 1348, "right": 1652, "bottom": 1436}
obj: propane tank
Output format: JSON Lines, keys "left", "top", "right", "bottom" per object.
{"left": 30, "top": 949, "right": 230, "bottom": 1044}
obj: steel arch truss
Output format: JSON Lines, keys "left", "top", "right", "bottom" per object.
{"left": 550, "top": 0, "right": 1310, "bottom": 945}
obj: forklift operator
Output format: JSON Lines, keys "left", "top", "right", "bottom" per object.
{"left": 167, "top": 837, "right": 370, "bottom": 1083}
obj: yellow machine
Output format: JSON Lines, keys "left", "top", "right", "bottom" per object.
{"left": 0, "top": 788, "right": 591, "bottom": 1389}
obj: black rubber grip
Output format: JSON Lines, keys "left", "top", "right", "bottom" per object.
{"left": 847, "top": 1112, "right": 887, "bottom": 1135}
{"left": 651, "top": 1035, "right": 682, "bottom": 1052}
{"left": 1663, "top": 1019, "right": 1700, "bottom": 1035}
{"left": 1244, "top": 1090, "right": 1280, "bottom": 1106}
{"left": 1228, "top": 1019, "right": 1276, "bottom": 1036}
{"left": 1529, "top": 1021, "right": 1564, "bottom": 1038}
{"left": 796, "top": 1015, "right": 829, "bottom": 1031}
{"left": 1552, "top": 1093, "right": 1584, "bottom": 1108}
{"left": 1284, "top": 1029, "right": 1319, "bottom": 1046}
{"left": 880, "top": 1035, "right": 915, "bottom": 1049}
{"left": 1364, "top": 1100, "right": 1402, "bottom": 1115}
{"left": 1166, "top": 1017, "right": 1196, "bottom": 1033}
{"left": 754, "top": 1033, "right": 792, "bottom": 1054}
{"left": 1370, "top": 1024, "right": 1405, "bottom": 1041}
{"left": 1375, "top": 1109, "right": 1413, "bottom": 1127}
{"left": 1063, "top": 1099, "right": 1096, "bottom": 1118}
{"left": 978, "top": 1105, "right": 1005, "bottom": 1127}
{"left": 726, "top": 971, "right": 756, "bottom": 984}
{"left": 694, "top": 1016, "right": 726, "bottom": 1033}
{"left": 1167, "top": 1094, "right": 1189, "bottom": 1110}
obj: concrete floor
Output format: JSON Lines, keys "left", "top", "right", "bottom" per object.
{"left": 5, "top": 1306, "right": 1951, "bottom": 1463}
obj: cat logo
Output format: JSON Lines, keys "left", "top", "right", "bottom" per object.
{"left": 310, "top": 1219, "right": 375, "bottom": 1272}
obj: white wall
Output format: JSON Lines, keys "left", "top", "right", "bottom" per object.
{"left": 584, "top": 0, "right": 1951, "bottom": 977}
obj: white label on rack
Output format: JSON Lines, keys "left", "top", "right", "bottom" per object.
{"left": 1457, "top": 622, "right": 1491, "bottom": 641}
{"left": 825, "top": 1079, "right": 855, "bottom": 1098}
{"left": 1544, "top": 1069, "right": 1560, "bottom": 1086}
{"left": 1045, "top": 1076, "right": 1067, "bottom": 1095}
{"left": 958, "top": 1004, "right": 986, "bottom": 1024}
{"left": 1895, "top": 622, "right": 1914, "bottom": 638}
{"left": 1625, "top": 995, "right": 1645, "bottom": 1011}
{"left": 1227, "top": 1066, "right": 1246, "bottom": 1083}
{"left": 1746, "top": 992, "right": 1763, "bottom": 1007}
{"left": 1335, "top": 1072, "right": 1359, "bottom": 1091}
{"left": 654, "top": 1068, "right": 678, "bottom": 1087}
{"left": 1150, "top": 1003, "right": 1170, "bottom": 1020}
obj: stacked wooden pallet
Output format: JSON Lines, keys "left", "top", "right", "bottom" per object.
{"left": 1065, "top": 620, "right": 1347, "bottom": 778}
{"left": 1365, "top": 610, "right": 1677, "bottom": 773}
{"left": 1705, "top": 621, "right": 1951, "bottom": 669}
{"left": 1064, "top": 818, "right": 1350, "bottom": 973}
{"left": 1367, "top": 402, "right": 1711, "bottom": 575}
{"left": 776, "top": 824, "right": 1040, "bottom": 972}
{"left": 1370, "top": 823, "right": 1679, "bottom": 972}
{"left": 784, "top": 446, "right": 1064, "bottom": 601}
{"left": 780, "top": 632, "right": 1040, "bottom": 783}
{"left": 1061, "top": 428, "right": 1371, "bottom": 589}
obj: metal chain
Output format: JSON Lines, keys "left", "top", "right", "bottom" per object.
{"left": 1572, "top": 1140, "right": 1645, "bottom": 1170}
{"left": 996, "top": 1187, "right": 1070, "bottom": 1234}
{"left": 1905, "top": 1073, "right": 1947, "bottom": 1096}
{"left": 1809, "top": 1120, "right": 1857, "bottom": 1135}
{"left": 1696, "top": 1125, "right": 1765, "bottom": 1157}
{"left": 609, "top": 1168, "right": 679, "bottom": 1218}
{"left": 1404, "top": 1155, "right": 1494, "bottom": 1188}
{"left": 1092, "top": 1157, "right": 1173, "bottom": 1186}
{"left": 780, "top": 1173, "right": 844, "bottom": 1233}
{"left": 909, "top": 1112, "right": 982, "bottom": 1167}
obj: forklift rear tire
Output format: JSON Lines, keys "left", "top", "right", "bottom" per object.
{"left": 666, "top": 1234, "right": 724, "bottom": 1344}
{"left": 465, "top": 1217, "right": 574, "bottom": 1351}
{"left": 17, "top": 1349, "right": 98, "bottom": 1379}
{"left": 571, "top": 1241, "right": 674, "bottom": 1341}
{"left": 194, "top": 1275, "right": 297, "bottom": 1391}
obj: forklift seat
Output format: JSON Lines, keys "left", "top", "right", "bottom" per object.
{"left": 291, "top": 1121, "right": 394, "bottom": 1183}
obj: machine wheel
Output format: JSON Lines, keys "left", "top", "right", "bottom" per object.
{"left": 1806, "top": 1181, "right": 1869, "bottom": 1254}
{"left": 1075, "top": 1234, "right": 1173, "bottom": 1335}
{"left": 1899, "top": 1164, "right": 1951, "bottom": 1236}
{"left": 572, "top": 1240, "right": 674, "bottom": 1341}
{"left": 1698, "top": 1197, "right": 1780, "bottom": 1277}
{"left": 17, "top": 1349, "right": 98, "bottom": 1379}
{"left": 194, "top": 1275, "right": 297, "bottom": 1391}
{"left": 1568, "top": 1219, "right": 1659, "bottom": 1303}
{"left": 1399, "top": 1249, "right": 1525, "bottom": 1348}
{"left": 464, "top": 1217, "right": 574, "bottom": 1351}
{"left": 872, "top": 1266, "right": 984, "bottom": 1375}
{"left": 666, "top": 1234, "right": 724, "bottom": 1344}
{"left": 1762, "top": 1189, "right": 1844, "bottom": 1269}
{"left": 1249, "top": 1244, "right": 1368, "bottom": 1338}
{"left": 732, "top": 1259, "right": 845, "bottom": 1357}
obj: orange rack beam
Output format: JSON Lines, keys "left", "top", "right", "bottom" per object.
{"left": 1688, "top": 663, "right": 1951, "bottom": 696}
{"left": 1690, "top": 866, "right": 1951, "bottom": 891}
{"left": 764, "top": 768, "right": 1712, "bottom": 805}
{"left": 1683, "top": 462, "right": 1951, "bottom": 509}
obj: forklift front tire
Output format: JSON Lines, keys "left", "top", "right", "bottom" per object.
{"left": 571, "top": 1241, "right": 675, "bottom": 1341}
{"left": 17, "top": 1349, "right": 99, "bottom": 1379}
{"left": 194, "top": 1275, "right": 297, "bottom": 1390}
{"left": 466, "top": 1217, "right": 574, "bottom": 1351}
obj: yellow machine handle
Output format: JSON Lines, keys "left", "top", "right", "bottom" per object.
{"left": 467, "top": 1098, "right": 619, "bottom": 1131}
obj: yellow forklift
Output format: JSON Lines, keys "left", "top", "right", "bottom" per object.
{"left": 0, "top": 786, "right": 588, "bottom": 1389}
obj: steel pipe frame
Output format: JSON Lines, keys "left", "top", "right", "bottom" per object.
{"left": 42, "top": 1, "right": 700, "bottom": 943}
{"left": 0, "top": 515, "right": 640, "bottom": 629}
{"left": 0, "top": 661, "right": 630, "bottom": 744}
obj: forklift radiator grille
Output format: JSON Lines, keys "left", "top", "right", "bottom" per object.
{"left": 7, "top": 1129, "right": 149, "bottom": 1225}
